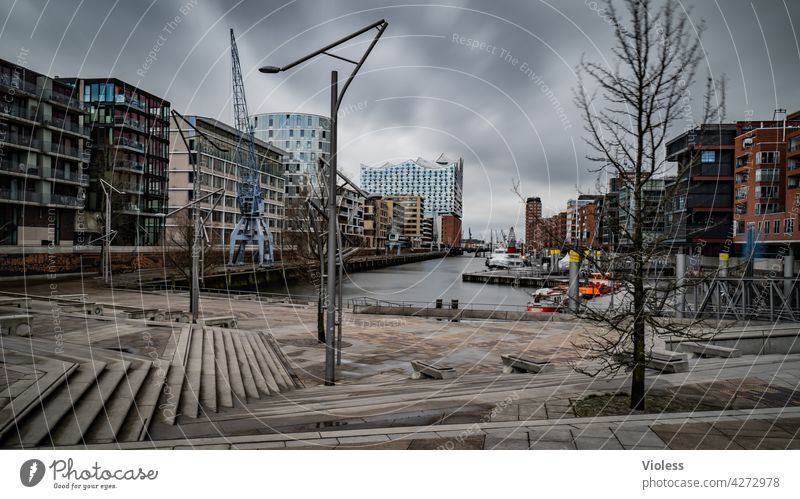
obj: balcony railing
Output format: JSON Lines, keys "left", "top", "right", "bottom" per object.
{"left": 51, "top": 169, "right": 89, "bottom": 185}
{"left": 46, "top": 90, "right": 86, "bottom": 111}
{"left": 43, "top": 141, "right": 85, "bottom": 160}
{"left": 1, "top": 131, "right": 42, "bottom": 149}
{"left": 0, "top": 106, "right": 38, "bottom": 122}
{"left": 113, "top": 116, "right": 146, "bottom": 132}
{"left": 43, "top": 117, "right": 91, "bottom": 137}
{"left": 0, "top": 160, "right": 39, "bottom": 176}
{"left": 0, "top": 74, "right": 38, "bottom": 95}
{"left": 114, "top": 160, "right": 145, "bottom": 173}
{"left": 116, "top": 136, "right": 145, "bottom": 152}
{"left": 0, "top": 189, "right": 83, "bottom": 207}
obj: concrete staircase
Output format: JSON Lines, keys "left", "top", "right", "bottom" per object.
{"left": 0, "top": 325, "right": 301, "bottom": 448}
{"left": 155, "top": 326, "right": 302, "bottom": 425}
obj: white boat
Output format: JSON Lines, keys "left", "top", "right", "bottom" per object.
{"left": 485, "top": 248, "right": 524, "bottom": 269}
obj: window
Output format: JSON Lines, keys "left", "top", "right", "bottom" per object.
{"left": 757, "top": 151, "right": 780, "bottom": 164}
{"left": 765, "top": 221, "right": 770, "bottom": 234}
{"left": 786, "top": 218, "right": 795, "bottom": 234}
{"left": 289, "top": 129, "right": 294, "bottom": 137}
{"left": 701, "top": 150, "right": 716, "bottom": 163}
{"left": 775, "top": 220, "right": 781, "bottom": 234}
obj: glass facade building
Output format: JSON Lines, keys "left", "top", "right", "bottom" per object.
{"left": 250, "top": 112, "right": 330, "bottom": 199}
{"left": 359, "top": 154, "right": 464, "bottom": 218}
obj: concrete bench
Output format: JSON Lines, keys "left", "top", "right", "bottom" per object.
{"left": 0, "top": 314, "right": 33, "bottom": 337}
{"left": 501, "top": 354, "right": 552, "bottom": 374}
{"left": 410, "top": 360, "right": 457, "bottom": 380}
{"left": 124, "top": 308, "right": 163, "bottom": 320}
{"left": 646, "top": 350, "right": 689, "bottom": 373}
{"left": 677, "top": 342, "right": 741, "bottom": 359}
{"left": 60, "top": 301, "right": 104, "bottom": 316}
{"left": 199, "top": 316, "right": 238, "bottom": 328}
{"left": 165, "top": 311, "right": 191, "bottom": 323}
{"left": 615, "top": 349, "right": 689, "bottom": 374}
{"left": 0, "top": 297, "right": 31, "bottom": 309}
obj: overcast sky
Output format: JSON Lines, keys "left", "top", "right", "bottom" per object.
{"left": 2, "top": 0, "right": 798, "bottom": 240}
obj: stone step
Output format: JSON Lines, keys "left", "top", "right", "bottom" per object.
{"left": 82, "top": 362, "right": 152, "bottom": 444}
{"left": 199, "top": 327, "right": 217, "bottom": 413}
{"left": 2, "top": 361, "right": 107, "bottom": 448}
{"left": 236, "top": 332, "right": 270, "bottom": 396}
{"left": 255, "top": 332, "right": 293, "bottom": 391}
{"left": 231, "top": 332, "right": 260, "bottom": 400}
{"left": 179, "top": 325, "right": 204, "bottom": 419}
{"left": 47, "top": 361, "right": 131, "bottom": 447}
{"left": 243, "top": 333, "right": 280, "bottom": 395}
{"left": 261, "top": 333, "right": 304, "bottom": 389}
{"left": 117, "top": 362, "right": 172, "bottom": 441}
{"left": 221, "top": 329, "right": 247, "bottom": 403}
{"left": 212, "top": 329, "right": 233, "bottom": 409}
{"left": 0, "top": 357, "right": 78, "bottom": 441}
{"left": 152, "top": 325, "right": 192, "bottom": 427}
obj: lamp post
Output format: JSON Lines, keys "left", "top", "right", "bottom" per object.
{"left": 99, "top": 179, "right": 124, "bottom": 286}
{"left": 261, "top": 19, "right": 388, "bottom": 386}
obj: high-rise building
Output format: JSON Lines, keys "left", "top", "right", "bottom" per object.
{"left": 166, "top": 115, "right": 286, "bottom": 248}
{"left": 525, "top": 197, "right": 542, "bottom": 253}
{"left": 76, "top": 77, "right": 171, "bottom": 246}
{"left": 250, "top": 112, "right": 330, "bottom": 199}
{"left": 0, "top": 58, "right": 91, "bottom": 249}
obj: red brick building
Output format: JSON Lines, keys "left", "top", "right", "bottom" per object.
{"left": 733, "top": 111, "right": 800, "bottom": 252}
{"left": 440, "top": 214, "right": 462, "bottom": 248}
{"left": 525, "top": 197, "right": 542, "bottom": 252}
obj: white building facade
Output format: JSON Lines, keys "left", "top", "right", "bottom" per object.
{"left": 359, "top": 154, "right": 464, "bottom": 218}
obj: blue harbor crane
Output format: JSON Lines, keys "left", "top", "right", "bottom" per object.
{"left": 228, "top": 28, "right": 274, "bottom": 265}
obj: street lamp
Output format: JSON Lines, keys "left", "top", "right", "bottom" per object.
{"left": 98, "top": 179, "right": 124, "bottom": 286}
{"left": 261, "top": 19, "right": 388, "bottom": 386}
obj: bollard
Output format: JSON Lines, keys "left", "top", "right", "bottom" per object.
{"left": 784, "top": 253, "right": 794, "bottom": 301}
{"left": 675, "top": 251, "right": 687, "bottom": 319}
{"left": 568, "top": 250, "right": 580, "bottom": 314}
{"left": 719, "top": 252, "right": 729, "bottom": 278}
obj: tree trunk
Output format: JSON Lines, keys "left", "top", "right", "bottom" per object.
{"left": 631, "top": 278, "right": 646, "bottom": 411}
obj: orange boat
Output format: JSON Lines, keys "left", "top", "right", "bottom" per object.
{"left": 579, "top": 273, "right": 617, "bottom": 298}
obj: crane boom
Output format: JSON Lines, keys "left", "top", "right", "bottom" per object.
{"left": 228, "top": 28, "right": 274, "bottom": 265}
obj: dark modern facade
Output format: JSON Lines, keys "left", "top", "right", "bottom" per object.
{"left": 75, "top": 78, "right": 171, "bottom": 246}
{"left": 665, "top": 124, "right": 737, "bottom": 254}
{"left": 0, "top": 57, "right": 90, "bottom": 249}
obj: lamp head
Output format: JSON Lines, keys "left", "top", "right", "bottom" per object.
{"left": 258, "top": 66, "right": 281, "bottom": 74}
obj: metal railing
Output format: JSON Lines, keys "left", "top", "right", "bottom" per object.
{"left": 348, "top": 296, "right": 530, "bottom": 313}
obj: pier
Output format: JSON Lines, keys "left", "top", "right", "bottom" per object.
{"left": 461, "top": 270, "right": 568, "bottom": 288}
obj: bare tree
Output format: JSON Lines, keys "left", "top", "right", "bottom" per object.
{"left": 572, "top": 0, "right": 726, "bottom": 410}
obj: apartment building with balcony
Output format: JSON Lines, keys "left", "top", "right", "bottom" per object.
{"left": 665, "top": 124, "right": 737, "bottom": 254}
{"left": 733, "top": 111, "right": 800, "bottom": 252}
{"left": 0, "top": 57, "right": 90, "bottom": 249}
{"left": 72, "top": 78, "right": 171, "bottom": 246}
{"left": 337, "top": 184, "right": 365, "bottom": 246}
{"left": 363, "top": 195, "right": 390, "bottom": 252}
{"left": 166, "top": 115, "right": 286, "bottom": 248}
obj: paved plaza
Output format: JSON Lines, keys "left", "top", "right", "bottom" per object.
{"left": 1, "top": 278, "right": 799, "bottom": 450}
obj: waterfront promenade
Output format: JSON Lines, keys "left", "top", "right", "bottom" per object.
{"left": 1, "top": 278, "right": 799, "bottom": 450}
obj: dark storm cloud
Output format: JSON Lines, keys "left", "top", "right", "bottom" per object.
{"left": 2, "top": 0, "right": 798, "bottom": 239}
